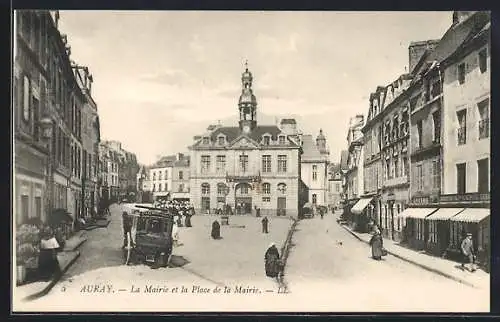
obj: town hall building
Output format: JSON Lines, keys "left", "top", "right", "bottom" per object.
{"left": 189, "top": 64, "right": 302, "bottom": 217}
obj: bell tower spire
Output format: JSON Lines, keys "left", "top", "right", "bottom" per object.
{"left": 238, "top": 61, "right": 257, "bottom": 134}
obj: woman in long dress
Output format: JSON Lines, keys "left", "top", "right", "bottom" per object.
{"left": 264, "top": 242, "right": 280, "bottom": 278}
{"left": 369, "top": 228, "right": 383, "bottom": 260}
{"left": 211, "top": 220, "right": 220, "bottom": 239}
{"left": 38, "top": 227, "right": 61, "bottom": 281}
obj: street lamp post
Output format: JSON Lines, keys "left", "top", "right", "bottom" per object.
{"left": 40, "top": 117, "right": 54, "bottom": 224}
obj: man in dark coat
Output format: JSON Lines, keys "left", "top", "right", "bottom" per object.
{"left": 461, "top": 232, "right": 476, "bottom": 272}
{"left": 264, "top": 243, "right": 280, "bottom": 278}
{"left": 211, "top": 220, "right": 221, "bottom": 239}
{"left": 261, "top": 216, "right": 269, "bottom": 234}
{"left": 369, "top": 228, "right": 384, "bottom": 260}
{"left": 256, "top": 207, "right": 261, "bottom": 218}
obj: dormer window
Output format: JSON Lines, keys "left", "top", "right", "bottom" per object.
{"left": 217, "top": 136, "right": 225, "bottom": 145}
{"left": 263, "top": 135, "right": 270, "bottom": 145}
{"left": 278, "top": 135, "right": 286, "bottom": 145}
{"left": 202, "top": 137, "right": 210, "bottom": 145}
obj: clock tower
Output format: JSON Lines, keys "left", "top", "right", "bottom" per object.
{"left": 238, "top": 61, "right": 257, "bottom": 134}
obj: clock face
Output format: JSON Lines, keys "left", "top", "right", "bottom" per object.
{"left": 243, "top": 125, "right": 250, "bottom": 133}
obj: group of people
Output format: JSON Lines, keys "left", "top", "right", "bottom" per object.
{"left": 368, "top": 225, "right": 479, "bottom": 272}
{"left": 152, "top": 200, "right": 195, "bottom": 228}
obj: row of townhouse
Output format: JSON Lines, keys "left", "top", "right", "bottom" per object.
{"left": 136, "top": 153, "right": 191, "bottom": 203}
{"left": 14, "top": 10, "right": 101, "bottom": 232}
{"left": 99, "top": 140, "right": 140, "bottom": 203}
{"left": 341, "top": 11, "right": 490, "bottom": 269}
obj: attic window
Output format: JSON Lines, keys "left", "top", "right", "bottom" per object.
{"left": 263, "top": 135, "right": 270, "bottom": 145}
{"left": 217, "top": 136, "right": 225, "bottom": 145}
{"left": 202, "top": 137, "right": 210, "bottom": 145}
{"left": 278, "top": 135, "right": 286, "bottom": 145}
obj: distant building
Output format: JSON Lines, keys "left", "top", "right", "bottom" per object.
{"left": 188, "top": 65, "right": 302, "bottom": 217}
{"left": 171, "top": 153, "right": 191, "bottom": 202}
{"left": 300, "top": 130, "right": 329, "bottom": 207}
{"left": 327, "top": 163, "right": 343, "bottom": 210}
{"left": 342, "top": 115, "right": 366, "bottom": 231}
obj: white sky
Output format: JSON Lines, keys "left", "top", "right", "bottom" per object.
{"left": 57, "top": 11, "right": 453, "bottom": 165}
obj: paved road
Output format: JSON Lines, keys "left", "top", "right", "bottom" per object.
{"left": 284, "top": 213, "right": 490, "bottom": 312}
{"left": 16, "top": 204, "right": 293, "bottom": 311}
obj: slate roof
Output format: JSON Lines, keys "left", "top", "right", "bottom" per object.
{"left": 302, "top": 135, "right": 328, "bottom": 162}
{"left": 206, "top": 125, "right": 282, "bottom": 142}
{"left": 427, "top": 11, "right": 490, "bottom": 65}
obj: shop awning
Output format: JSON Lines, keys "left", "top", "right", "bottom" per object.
{"left": 397, "top": 208, "right": 438, "bottom": 219}
{"left": 450, "top": 208, "right": 490, "bottom": 223}
{"left": 427, "top": 208, "right": 465, "bottom": 221}
{"left": 351, "top": 197, "right": 373, "bottom": 214}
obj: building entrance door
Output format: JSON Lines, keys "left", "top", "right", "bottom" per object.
{"left": 277, "top": 197, "right": 286, "bottom": 216}
{"left": 235, "top": 197, "right": 252, "bottom": 215}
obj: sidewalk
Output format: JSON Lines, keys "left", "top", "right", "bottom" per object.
{"left": 16, "top": 230, "right": 89, "bottom": 301}
{"left": 338, "top": 222, "right": 489, "bottom": 290}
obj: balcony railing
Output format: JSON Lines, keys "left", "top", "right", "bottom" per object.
{"left": 457, "top": 127, "right": 467, "bottom": 145}
{"left": 226, "top": 170, "right": 261, "bottom": 183}
{"left": 479, "top": 119, "right": 490, "bottom": 139}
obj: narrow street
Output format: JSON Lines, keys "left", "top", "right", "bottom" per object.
{"left": 284, "top": 213, "right": 489, "bottom": 312}
{"left": 17, "top": 204, "right": 293, "bottom": 311}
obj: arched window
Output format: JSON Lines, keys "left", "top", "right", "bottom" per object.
{"left": 201, "top": 183, "right": 210, "bottom": 195}
{"left": 277, "top": 183, "right": 287, "bottom": 194}
{"left": 217, "top": 183, "right": 227, "bottom": 195}
{"left": 262, "top": 183, "right": 271, "bottom": 194}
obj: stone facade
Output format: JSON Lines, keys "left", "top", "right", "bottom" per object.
{"left": 14, "top": 10, "right": 101, "bottom": 228}
{"left": 300, "top": 131, "right": 330, "bottom": 207}
{"left": 189, "top": 65, "right": 301, "bottom": 217}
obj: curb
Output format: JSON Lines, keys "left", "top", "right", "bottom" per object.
{"left": 64, "top": 237, "right": 88, "bottom": 252}
{"left": 278, "top": 218, "right": 299, "bottom": 291}
{"left": 338, "top": 223, "right": 479, "bottom": 289}
{"left": 23, "top": 251, "right": 81, "bottom": 302}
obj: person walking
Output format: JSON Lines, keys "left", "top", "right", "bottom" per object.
{"left": 264, "top": 242, "right": 281, "bottom": 278}
{"left": 261, "top": 216, "right": 269, "bottom": 234}
{"left": 122, "top": 211, "right": 133, "bottom": 248}
{"left": 461, "top": 232, "right": 476, "bottom": 272}
{"left": 211, "top": 220, "right": 221, "bottom": 239}
{"left": 320, "top": 208, "right": 324, "bottom": 220}
{"left": 38, "top": 227, "right": 61, "bottom": 281}
{"left": 256, "top": 207, "right": 261, "bottom": 218}
{"left": 369, "top": 227, "right": 384, "bottom": 260}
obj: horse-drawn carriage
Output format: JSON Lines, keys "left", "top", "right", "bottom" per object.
{"left": 122, "top": 204, "right": 175, "bottom": 268}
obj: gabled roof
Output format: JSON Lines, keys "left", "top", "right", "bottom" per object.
{"left": 427, "top": 11, "right": 490, "bottom": 66}
{"left": 191, "top": 124, "right": 296, "bottom": 149}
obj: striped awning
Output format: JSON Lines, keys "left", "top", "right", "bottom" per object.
{"left": 427, "top": 208, "right": 465, "bottom": 221}
{"left": 397, "top": 208, "right": 438, "bottom": 219}
{"left": 351, "top": 197, "right": 373, "bottom": 214}
{"left": 450, "top": 208, "right": 490, "bottom": 223}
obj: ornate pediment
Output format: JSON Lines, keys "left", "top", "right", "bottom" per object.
{"left": 229, "top": 135, "right": 260, "bottom": 149}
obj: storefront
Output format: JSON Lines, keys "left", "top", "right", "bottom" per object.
{"left": 350, "top": 197, "right": 374, "bottom": 233}
{"left": 449, "top": 208, "right": 490, "bottom": 271}
{"left": 425, "top": 208, "right": 465, "bottom": 258}
{"left": 398, "top": 207, "right": 438, "bottom": 249}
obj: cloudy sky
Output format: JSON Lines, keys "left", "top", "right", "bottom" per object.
{"left": 58, "top": 11, "right": 452, "bottom": 165}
